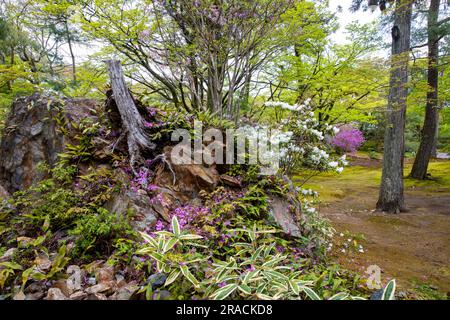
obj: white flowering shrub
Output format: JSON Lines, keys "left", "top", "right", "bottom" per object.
{"left": 264, "top": 100, "right": 348, "bottom": 176}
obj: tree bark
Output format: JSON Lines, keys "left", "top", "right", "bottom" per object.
{"left": 410, "top": 0, "right": 440, "bottom": 179}
{"left": 377, "top": 0, "right": 412, "bottom": 213}
{"left": 65, "top": 20, "right": 77, "bottom": 83}
{"left": 106, "top": 60, "right": 155, "bottom": 171}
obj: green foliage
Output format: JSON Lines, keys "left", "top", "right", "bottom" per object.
{"left": 12, "top": 164, "right": 80, "bottom": 230}
{"left": 194, "top": 109, "right": 234, "bottom": 129}
{"left": 58, "top": 118, "right": 101, "bottom": 164}
{"left": 135, "top": 217, "right": 370, "bottom": 300}
{"left": 70, "top": 208, "right": 134, "bottom": 259}
{"left": 234, "top": 185, "right": 269, "bottom": 220}
{"left": 136, "top": 216, "right": 206, "bottom": 294}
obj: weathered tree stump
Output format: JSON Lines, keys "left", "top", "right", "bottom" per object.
{"left": 105, "top": 60, "right": 156, "bottom": 171}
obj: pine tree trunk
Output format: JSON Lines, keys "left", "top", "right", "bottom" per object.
{"left": 377, "top": 0, "right": 413, "bottom": 213}
{"left": 106, "top": 60, "right": 155, "bottom": 171}
{"left": 410, "top": 0, "right": 440, "bottom": 179}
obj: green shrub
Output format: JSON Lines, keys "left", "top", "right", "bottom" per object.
{"left": 70, "top": 208, "right": 134, "bottom": 260}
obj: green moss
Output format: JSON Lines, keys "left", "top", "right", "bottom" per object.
{"left": 293, "top": 160, "right": 450, "bottom": 203}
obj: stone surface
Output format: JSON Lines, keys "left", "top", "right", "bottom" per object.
{"left": 153, "top": 146, "right": 220, "bottom": 197}
{"left": 106, "top": 189, "right": 158, "bottom": 231}
{"left": 45, "top": 288, "right": 69, "bottom": 300}
{"left": 147, "top": 273, "right": 167, "bottom": 290}
{"left": 220, "top": 174, "right": 242, "bottom": 188}
{"left": 12, "top": 291, "right": 26, "bottom": 300}
{"left": 0, "top": 94, "right": 98, "bottom": 193}
{"left": 370, "top": 289, "right": 384, "bottom": 300}
{"left": 69, "top": 291, "right": 88, "bottom": 300}
{"left": 66, "top": 265, "right": 83, "bottom": 292}
{"left": 95, "top": 265, "right": 115, "bottom": 284}
{"left": 25, "top": 281, "right": 47, "bottom": 294}
{"left": 25, "top": 292, "right": 45, "bottom": 300}
{"left": 86, "top": 293, "right": 108, "bottom": 300}
{"left": 109, "top": 282, "right": 139, "bottom": 300}
{"left": 0, "top": 248, "right": 16, "bottom": 262}
{"left": 85, "top": 282, "right": 113, "bottom": 295}
{"left": 269, "top": 197, "right": 301, "bottom": 238}
{"left": 52, "top": 279, "right": 73, "bottom": 297}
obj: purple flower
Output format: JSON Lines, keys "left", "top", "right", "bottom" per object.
{"left": 155, "top": 220, "right": 166, "bottom": 231}
{"left": 330, "top": 126, "right": 365, "bottom": 153}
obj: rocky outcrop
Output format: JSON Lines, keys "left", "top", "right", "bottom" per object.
{"left": 0, "top": 94, "right": 99, "bottom": 193}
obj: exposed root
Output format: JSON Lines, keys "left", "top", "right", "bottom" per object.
{"left": 153, "top": 153, "right": 177, "bottom": 185}
{"left": 110, "top": 130, "right": 127, "bottom": 153}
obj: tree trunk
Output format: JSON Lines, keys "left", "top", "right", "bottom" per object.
{"left": 65, "top": 21, "right": 77, "bottom": 83}
{"left": 410, "top": 0, "right": 440, "bottom": 179}
{"left": 106, "top": 60, "right": 155, "bottom": 171}
{"left": 377, "top": 0, "right": 413, "bottom": 213}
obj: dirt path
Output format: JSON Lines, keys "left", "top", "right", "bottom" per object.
{"left": 301, "top": 157, "right": 450, "bottom": 296}
{"left": 322, "top": 189, "right": 450, "bottom": 294}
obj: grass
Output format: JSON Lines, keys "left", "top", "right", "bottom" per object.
{"left": 293, "top": 160, "right": 450, "bottom": 203}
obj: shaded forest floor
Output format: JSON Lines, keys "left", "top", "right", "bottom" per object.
{"left": 295, "top": 156, "right": 450, "bottom": 299}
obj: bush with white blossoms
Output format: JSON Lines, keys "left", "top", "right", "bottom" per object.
{"left": 264, "top": 100, "right": 348, "bottom": 176}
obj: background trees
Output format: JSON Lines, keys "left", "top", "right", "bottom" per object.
{"left": 410, "top": 0, "right": 450, "bottom": 179}
{"left": 79, "top": 0, "right": 295, "bottom": 120}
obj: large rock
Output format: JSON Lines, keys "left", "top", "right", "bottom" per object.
{"left": 0, "top": 94, "right": 99, "bottom": 193}
{"left": 154, "top": 146, "right": 220, "bottom": 198}
{"left": 269, "top": 197, "right": 301, "bottom": 238}
{"left": 106, "top": 189, "right": 158, "bottom": 231}
{"left": 45, "top": 288, "right": 69, "bottom": 300}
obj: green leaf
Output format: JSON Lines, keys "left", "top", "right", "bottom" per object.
{"left": 21, "top": 267, "right": 34, "bottom": 288}
{"left": 238, "top": 284, "right": 252, "bottom": 295}
{"left": 211, "top": 284, "right": 238, "bottom": 300}
{"left": 148, "top": 252, "right": 165, "bottom": 264}
{"left": 289, "top": 279, "right": 300, "bottom": 295}
{"left": 329, "top": 292, "right": 349, "bottom": 300}
{"left": 179, "top": 234, "right": 203, "bottom": 240}
{"left": 381, "top": 279, "right": 396, "bottom": 300}
{"left": 301, "top": 286, "right": 321, "bottom": 300}
{"left": 243, "top": 270, "right": 260, "bottom": 284}
{"left": 42, "top": 215, "right": 50, "bottom": 233}
{"left": 165, "top": 269, "right": 181, "bottom": 286}
{"left": 162, "top": 237, "right": 178, "bottom": 254}
{"left": 139, "top": 232, "right": 158, "bottom": 247}
{"left": 256, "top": 282, "right": 268, "bottom": 294}
{"left": 0, "top": 262, "right": 23, "bottom": 270}
{"left": 172, "top": 216, "right": 181, "bottom": 237}
{"left": 351, "top": 296, "right": 367, "bottom": 300}
{"left": 145, "top": 284, "right": 153, "bottom": 300}
{"left": 263, "top": 270, "right": 288, "bottom": 282}
{"left": 256, "top": 293, "right": 273, "bottom": 300}
{"left": 180, "top": 265, "right": 199, "bottom": 288}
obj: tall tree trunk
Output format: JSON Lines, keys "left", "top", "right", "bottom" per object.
{"left": 65, "top": 21, "right": 77, "bottom": 83}
{"left": 106, "top": 60, "right": 155, "bottom": 172}
{"left": 410, "top": 0, "right": 440, "bottom": 179}
{"left": 377, "top": 0, "right": 413, "bottom": 213}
